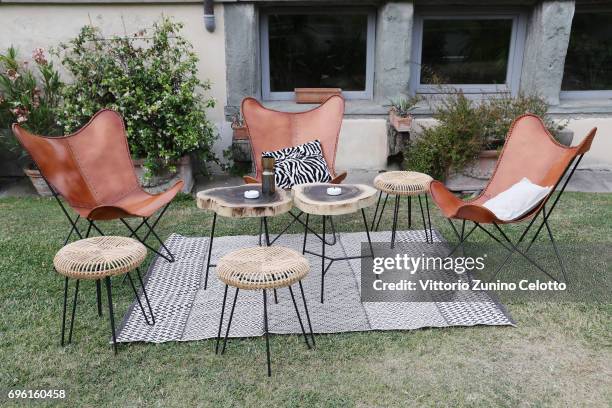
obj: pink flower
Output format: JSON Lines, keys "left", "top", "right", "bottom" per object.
{"left": 6, "top": 69, "right": 20, "bottom": 81}
{"left": 32, "top": 47, "right": 47, "bottom": 65}
{"left": 11, "top": 106, "right": 29, "bottom": 122}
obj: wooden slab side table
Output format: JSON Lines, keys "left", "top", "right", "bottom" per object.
{"left": 196, "top": 184, "right": 292, "bottom": 289}
{"left": 292, "top": 183, "right": 378, "bottom": 303}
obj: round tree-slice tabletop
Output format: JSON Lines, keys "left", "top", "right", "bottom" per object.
{"left": 292, "top": 183, "right": 378, "bottom": 216}
{"left": 196, "top": 184, "right": 292, "bottom": 218}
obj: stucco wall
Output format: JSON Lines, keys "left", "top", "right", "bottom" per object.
{"left": 336, "top": 119, "right": 388, "bottom": 171}
{"left": 566, "top": 118, "right": 612, "bottom": 170}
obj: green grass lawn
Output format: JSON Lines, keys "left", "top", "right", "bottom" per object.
{"left": 0, "top": 192, "right": 610, "bottom": 407}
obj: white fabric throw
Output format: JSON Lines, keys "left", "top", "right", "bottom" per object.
{"left": 483, "top": 177, "right": 553, "bottom": 221}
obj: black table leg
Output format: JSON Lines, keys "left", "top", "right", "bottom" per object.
{"left": 321, "top": 215, "right": 326, "bottom": 303}
{"left": 204, "top": 213, "right": 217, "bottom": 290}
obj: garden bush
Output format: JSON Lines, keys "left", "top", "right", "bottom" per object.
{"left": 406, "top": 90, "right": 565, "bottom": 181}
{"left": 55, "top": 18, "right": 217, "bottom": 176}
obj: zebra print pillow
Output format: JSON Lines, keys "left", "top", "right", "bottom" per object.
{"left": 263, "top": 140, "right": 332, "bottom": 189}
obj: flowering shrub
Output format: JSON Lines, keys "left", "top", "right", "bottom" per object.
{"left": 55, "top": 18, "right": 217, "bottom": 176}
{"left": 0, "top": 46, "right": 63, "bottom": 159}
{"left": 406, "top": 91, "right": 565, "bottom": 181}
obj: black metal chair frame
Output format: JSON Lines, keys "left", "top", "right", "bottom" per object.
{"left": 215, "top": 280, "right": 315, "bottom": 377}
{"left": 370, "top": 192, "right": 433, "bottom": 247}
{"left": 40, "top": 172, "right": 176, "bottom": 264}
{"left": 58, "top": 219, "right": 156, "bottom": 354}
{"left": 302, "top": 210, "right": 375, "bottom": 303}
{"left": 444, "top": 154, "right": 585, "bottom": 284}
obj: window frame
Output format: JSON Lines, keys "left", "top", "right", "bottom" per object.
{"left": 410, "top": 11, "right": 527, "bottom": 96}
{"left": 260, "top": 8, "right": 376, "bottom": 101}
{"left": 560, "top": 7, "right": 612, "bottom": 100}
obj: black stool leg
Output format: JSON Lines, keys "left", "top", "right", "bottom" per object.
{"left": 60, "top": 277, "right": 69, "bottom": 346}
{"left": 425, "top": 194, "right": 433, "bottom": 242}
{"left": 215, "top": 285, "right": 229, "bottom": 354}
{"left": 391, "top": 195, "right": 400, "bottom": 248}
{"left": 418, "top": 195, "right": 429, "bottom": 243}
{"left": 221, "top": 288, "right": 239, "bottom": 354}
{"left": 204, "top": 213, "right": 217, "bottom": 290}
{"left": 95, "top": 280, "right": 102, "bottom": 317}
{"left": 289, "top": 286, "right": 311, "bottom": 349}
{"left": 104, "top": 277, "right": 117, "bottom": 354}
{"left": 263, "top": 289, "right": 271, "bottom": 377}
{"left": 68, "top": 279, "right": 80, "bottom": 344}
{"left": 375, "top": 194, "right": 389, "bottom": 231}
{"left": 298, "top": 281, "right": 315, "bottom": 347}
{"left": 408, "top": 196, "right": 412, "bottom": 229}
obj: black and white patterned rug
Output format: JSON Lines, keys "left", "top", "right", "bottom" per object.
{"left": 116, "top": 230, "right": 514, "bottom": 343}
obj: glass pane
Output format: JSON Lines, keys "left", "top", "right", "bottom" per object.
{"left": 267, "top": 13, "right": 368, "bottom": 92}
{"left": 562, "top": 12, "right": 612, "bottom": 91}
{"left": 421, "top": 19, "right": 513, "bottom": 85}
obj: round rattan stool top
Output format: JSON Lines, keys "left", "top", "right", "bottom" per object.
{"left": 374, "top": 171, "right": 433, "bottom": 196}
{"left": 54, "top": 236, "right": 147, "bottom": 280}
{"left": 217, "top": 246, "right": 309, "bottom": 290}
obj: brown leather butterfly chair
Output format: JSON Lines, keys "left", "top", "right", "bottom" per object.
{"left": 430, "top": 114, "right": 597, "bottom": 282}
{"left": 12, "top": 109, "right": 183, "bottom": 266}
{"left": 240, "top": 95, "right": 346, "bottom": 244}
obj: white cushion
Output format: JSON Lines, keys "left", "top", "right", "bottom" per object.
{"left": 482, "top": 178, "right": 552, "bottom": 221}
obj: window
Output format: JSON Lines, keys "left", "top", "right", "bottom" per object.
{"left": 561, "top": 10, "right": 612, "bottom": 99}
{"left": 260, "top": 9, "right": 375, "bottom": 100}
{"left": 411, "top": 12, "right": 527, "bottom": 95}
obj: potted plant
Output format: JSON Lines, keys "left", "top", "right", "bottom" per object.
{"left": 463, "top": 93, "right": 568, "bottom": 180}
{"left": 406, "top": 89, "right": 567, "bottom": 184}
{"left": 231, "top": 113, "right": 249, "bottom": 140}
{"left": 294, "top": 88, "right": 342, "bottom": 104}
{"left": 54, "top": 19, "right": 217, "bottom": 192}
{"left": 389, "top": 96, "right": 420, "bottom": 132}
{"left": 0, "top": 46, "right": 63, "bottom": 196}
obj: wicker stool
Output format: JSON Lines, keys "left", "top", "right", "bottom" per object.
{"left": 53, "top": 236, "right": 155, "bottom": 354}
{"left": 372, "top": 171, "right": 434, "bottom": 246}
{"left": 215, "top": 246, "right": 314, "bottom": 377}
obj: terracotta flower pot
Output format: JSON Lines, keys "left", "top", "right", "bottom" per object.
{"left": 294, "top": 88, "right": 342, "bottom": 104}
{"left": 389, "top": 110, "right": 413, "bottom": 132}
{"left": 462, "top": 149, "right": 500, "bottom": 180}
{"left": 133, "top": 155, "right": 193, "bottom": 193}
{"left": 23, "top": 166, "right": 53, "bottom": 197}
{"left": 232, "top": 125, "right": 249, "bottom": 140}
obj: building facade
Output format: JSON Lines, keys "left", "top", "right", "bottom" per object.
{"left": 0, "top": 0, "right": 610, "bottom": 172}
